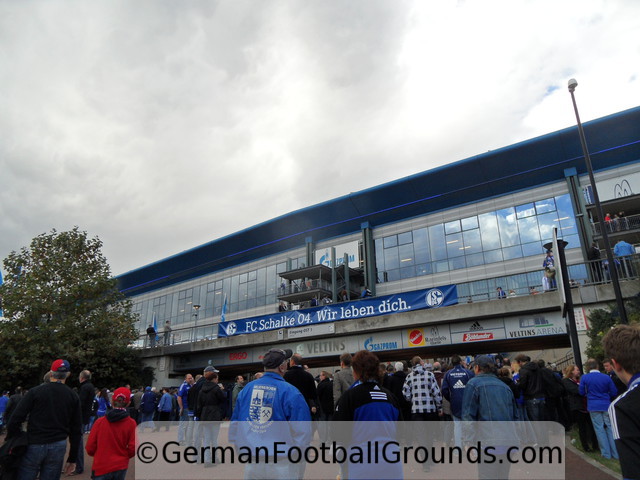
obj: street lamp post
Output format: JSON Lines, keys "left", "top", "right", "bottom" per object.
{"left": 567, "top": 79, "right": 628, "bottom": 324}
{"left": 545, "top": 237, "right": 584, "bottom": 374}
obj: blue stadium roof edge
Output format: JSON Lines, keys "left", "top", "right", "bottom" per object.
{"left": 117, "top": 106, "right": 640, "bottom": 296}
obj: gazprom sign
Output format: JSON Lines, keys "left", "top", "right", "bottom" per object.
{"left": 218, "top": 285, "right": 458, "bottom": 338}
{"left": 315, "top": 240, "right": 360, "bottom": 268}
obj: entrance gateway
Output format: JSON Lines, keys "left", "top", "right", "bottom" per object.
{"left": 173, "top": 312, "right": 570, "bottom": 376}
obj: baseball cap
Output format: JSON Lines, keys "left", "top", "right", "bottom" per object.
{"left": 262, "top": 348, "right": 293, "bottom": 369}
{"left": 145, "top": 386, "right": 152, "bottom": 391}
{"left": 113, "top": 387, "right": 131, "bottom": 402}
{"left": 204, "top": 366, "right": 219, "bottom": 373}
{"left": 51, "top": 359, "right": 70, "bottom": 373}
{"left": 475, "top": 355, "right": 496, "bottom": 368}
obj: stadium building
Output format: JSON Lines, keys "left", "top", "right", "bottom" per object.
{"left": 117, "top": 107, "right": 640, "bottom": 383}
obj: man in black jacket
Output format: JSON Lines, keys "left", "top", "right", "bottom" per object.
{"left": 7, "top": 359, "right": 82, "bottom": 480}
{"left": 196, "top": 369, "right": 226, "bottom": 467}
{"left": 73, "top": 369, "right": 95, "bottom": 475}
{"left": 284, "top": 354, "right": 318, "bottom": 418}
{"left": 514, "top": 354, "right": 546, "bottom": 421}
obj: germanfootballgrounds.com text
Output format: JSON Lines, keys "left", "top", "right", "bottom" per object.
{"left": 137, "top": 440, "right": 563, "bottom": 466}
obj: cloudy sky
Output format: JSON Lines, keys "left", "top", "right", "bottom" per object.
{"left": 1, "top": 1, "right": 639, "bottom": 276}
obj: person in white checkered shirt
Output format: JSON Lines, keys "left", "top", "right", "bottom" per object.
{"left": 402, "top": 356, "right": 442, "bottom": 472}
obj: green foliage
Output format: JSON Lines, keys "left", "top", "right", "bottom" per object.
{"left": 585, "top": 295, "right": 640, "bottom": 362}
{"left": 0, "top": 227, "right": 151, "bottom": 389}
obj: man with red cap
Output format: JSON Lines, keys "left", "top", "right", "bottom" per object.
{"left": 7, "top": 359, "right": 82, "bottom": 480}
{"left": 86, "top": 386, "right": 137, "bottom": 480}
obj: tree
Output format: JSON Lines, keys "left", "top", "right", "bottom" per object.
{"left": 0, "top": 227, "right": 151, "bottom": 389}
{"left": 585, "top": 294, "right": 640, "bottom": 362}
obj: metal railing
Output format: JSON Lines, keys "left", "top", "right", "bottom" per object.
{"left": 592, "top": 213, "right": 640, "bottom": 235}
{"left": 135, "top": 253, "right": 639, "bottom": 349}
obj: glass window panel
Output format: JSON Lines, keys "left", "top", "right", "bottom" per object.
{"left": 518, "top": 216, "right": 541, "bottom": 243}
{"left": 215, "top": 280, "right": 223, "bottom": 290}
{"left": 497, "top": 208, "right": 520, "bottom": 247}
{"left": 256, "top": 268, "right": 266, "bottom": 297}
{"left": 246, "top": 298, "right": 256, "bottom": 309}
{"left": 461, "top": 216, "right": 479, "bottom": 231}
{"left": 246, "top": 280, "right": 257, "bottom": 299}
{"left": 563, "top": 234, "right": 581, "bottom": 250}
{"left": 400, "top": 266, "right": 416, "bottom": 279}
{"left": 429, "top": 224, "right": 447, "bottom": 261}
{"left": 535, "top": 198, "right": 556, "bottom": 214}
{"left": 466, "top": 252, "right": 484, "bottom": 267}
{"left": 462, "top": 229, "right": 482, "bottom": 254}
{"left": 398, "top": 231, "right": 413, "bottom": 245}
{"left": 398, "top": 244, "right": 414, "bottom": 266}
{"left": 266, "top": 265, "right": 276, "bottom": 295}
{"left": 537, "top": 212, "right": 559, "bottom": 240}
{"left": 230, "top": 276, "right": 239, "bottom": 304}
{"left": 238, "top": 282, "right": 248, "bottom": 300}
{"left": 445, "top": 220, "right": 461, "bottom": 234}
{"left": 290, "top": 258, "right": 298, "bottom": 270}
{"left": 516, "top": 203, "right": 536, "bottom": 218}
{"left": 484, "top": 249, "right": 503, "bottom": 264}
{"left": 502, "top": 245, "right": 523, "bottom": 260}
{"left": 433, "top": 260, "right": 449, "bottom": 273}
{"left": 556, "top": 194, "right": 578, "bottom": 235}
{"left": 449, "top": 257, "right": 466, "bottom": 270}
{"left": 239, "top": 273, "right": 248, "bottom": 284}
{"left": 479, "top": 212, "right": 501, "bottom": 250}
{"left": 383, "top": 235, "right": 398, "bottom": 248}
{"left": 375, "top": 238, "right": 385, "bottom": 274}
{"left": 276, "top": 262, "right": 287, "bottom": 273}
{"left": 386, "top": 269, "right": 400, "bottom": 282}
{"left": 383, "top": 246, "right": 399, "bottom": 271}
{"left": 522, "top": 242, "right": 544, "bottom": 257}
{"left": 415, "top": 263, "right": 432, "bottom": 276}
{"left": 446, "top": 233, "right": 464, "bottom": 258}
{"left": 412, "top": 228, "right": 430, "bottom": 264}
{"left": 248, "top": 270, "right": 257, "bottom": 281}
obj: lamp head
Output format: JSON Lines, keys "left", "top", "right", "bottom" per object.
{"left": 568, "top": 78, "right": 578, "bottom": 92}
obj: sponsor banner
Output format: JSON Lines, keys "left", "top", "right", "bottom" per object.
{"left": 423, "top": 324, "right": 452, "bottom": 346}
{"left": 218, "top": 285, "right": 458, "bottom": 338}
{"left": 360, "top": 331, "right": 402, "bottom": 352}
{"left": 316, "top": 240, "right": 360, "bottom": 268}
{"left": 406, "top": 328, "right": 426, "bottom": 347}
{"left": 450, "top": 318, "right": 506, "bottom": 344}
{"left": 504, "top": 313, "right": 567, "bottom": 339}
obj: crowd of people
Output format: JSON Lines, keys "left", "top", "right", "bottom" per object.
{"left": 1, "top": 324, "right": 639, "bottom": 480}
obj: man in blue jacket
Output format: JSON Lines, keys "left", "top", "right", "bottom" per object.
{"left": 441, "top": 354, "right": 474, "bottom": 447}
{"left": 579, "top": 358, "right": 619, "bottom": 459}
{"left": 230, "top": 348, "right": 311, "bottom": 479}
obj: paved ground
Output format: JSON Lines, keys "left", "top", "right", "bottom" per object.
{"left": 4, "top": 428, "right": 620, "bottom": 479}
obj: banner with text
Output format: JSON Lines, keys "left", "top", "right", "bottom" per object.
{"left": 218, "top": 285, "right": 458, "bottom": 338}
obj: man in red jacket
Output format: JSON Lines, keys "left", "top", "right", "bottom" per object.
{"left": 86, "top": 387, "right": 137, "bottom": 480}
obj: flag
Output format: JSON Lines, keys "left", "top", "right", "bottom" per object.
{"left": 221, "top": 294, "right": 228, "bottom": 322}
{"left": 152, "top": 311, "right": 159, "bottom": 342}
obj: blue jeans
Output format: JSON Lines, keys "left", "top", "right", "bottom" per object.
{"left": 93, "top": 469, "right": 127, "bottom": 480}
{"left": 201, "top": 422, "right": 221, "bottom": 464}
{"left": 589, "top": 411, "right": 619, "bottom": 459}
{"left": 17, "top": 439, "right": 67, "bottom": 480}
{"left": 177, "top": 409, "right": 192, "bottom": 443}
{"left": 139, "top": 411, "right": 155, "bottom": 431}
